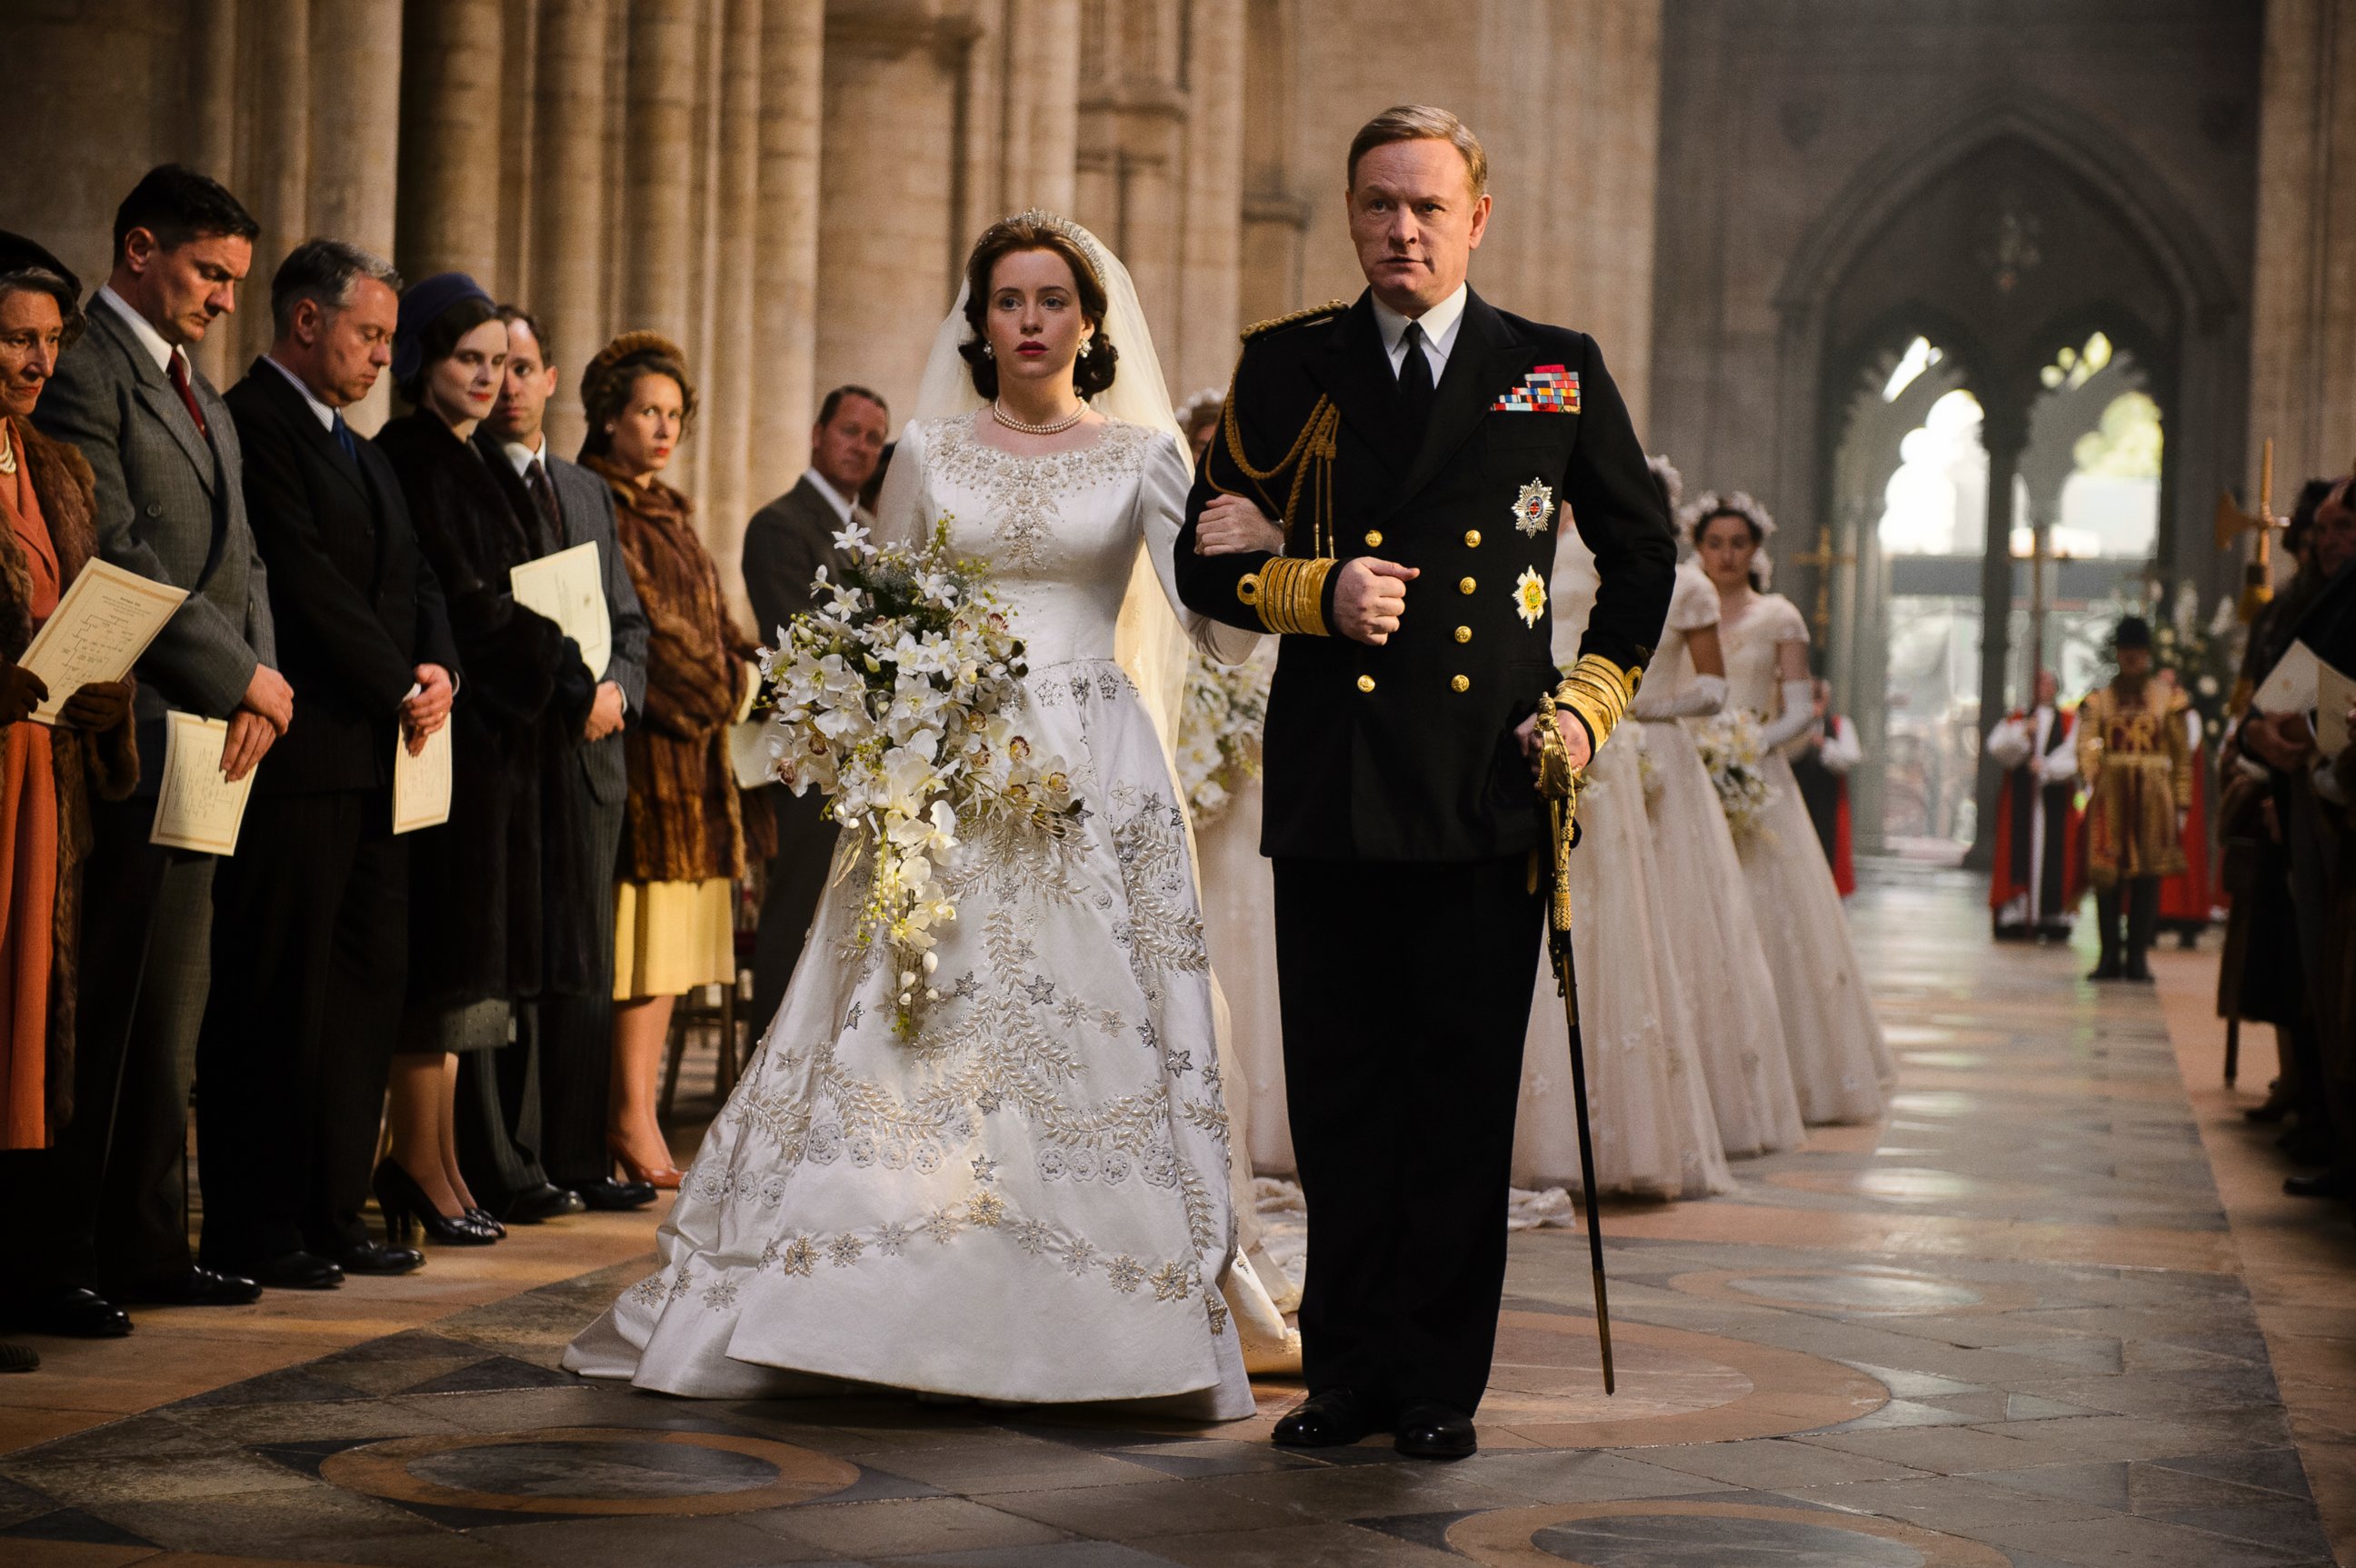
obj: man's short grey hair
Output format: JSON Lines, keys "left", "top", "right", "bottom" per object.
{"left": 270, "top": 237, "right": 402, "bottom": 337}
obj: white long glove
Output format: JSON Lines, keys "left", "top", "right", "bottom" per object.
{"left": 1632, "top": 673, "right": 1727, "bottom": 720}
{"left": 1759, "top": 678, "right": 1820, "bottom": 748}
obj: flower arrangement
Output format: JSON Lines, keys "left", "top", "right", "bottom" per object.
{"left": 1174, "top": 649, "right": 1271, "bottom": 824}
{"left": 1693, "top": 710, "right": 1778, "bottom": 843}
{"left": 2131, "top": 578, "right": 2241, "bottom": 734}
{"left": 756, "top": 514, "right": 1081, "bottom": 1034}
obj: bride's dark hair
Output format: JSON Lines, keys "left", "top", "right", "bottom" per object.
{"left": 958, "top": 215, "right": 1120, "bottom": 400}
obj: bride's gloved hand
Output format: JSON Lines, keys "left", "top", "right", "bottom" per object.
{"left": 1194, "top": 494, "right": 1286, "bottom": 556}
{"left": 1631, "top": 673, "right": 1725, "bottom": 721}
{"left": 1757, "top": 678, "right": 1821, "bottom": 747}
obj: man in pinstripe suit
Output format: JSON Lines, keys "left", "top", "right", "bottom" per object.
{"left": 15, "top": 167, "right": 294, "bottom": 1328}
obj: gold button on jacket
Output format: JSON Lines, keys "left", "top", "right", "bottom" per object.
{"left": 1463, "top": 530, "right": 1482, "bottom": 548}
{"left": 1363, "top": 530, "right": 1383, "bottom": 548}
{"left": 1451, "top": 674, "right": 1470, "bottom": 693}
{"left": 1459, "top": 576, "right": 1476, "bottom": 594}
{"left": 1454, "top": 625, "right": 1472, "bottom": 644}
{"left": 1356, "top": 674, "right": 1375, "bottom": 693}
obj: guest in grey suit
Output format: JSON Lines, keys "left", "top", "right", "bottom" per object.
{"left": 468, "top": 305, "right": 655, "bottom": 1217}
{"left": 18, "top": 166, "right": 292, "bottom": 1327}
{"left": 741, "top": 384, "right": 887, "bottom": 1034}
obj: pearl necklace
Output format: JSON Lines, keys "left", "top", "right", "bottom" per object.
{"left": 990, "top": 398, "right": 1087, "bottom": 436}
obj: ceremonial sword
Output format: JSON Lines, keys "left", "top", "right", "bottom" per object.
{"left": 1533, "top": 689, "right": 1615, "bottom": 1395}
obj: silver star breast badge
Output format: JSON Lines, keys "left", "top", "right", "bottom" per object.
{"left": 1513, "top": 478, "right": 1554, "bottom": 536}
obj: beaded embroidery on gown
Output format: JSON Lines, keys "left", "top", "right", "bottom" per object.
{"left": 1635, "top": 565, "right": 1805, "bottom": 1157}
{"left": 1511, "top": 534, "right": 1731, "bottom": 1200}
{"left": 1717, "top": 592, "right": 1893, "bottom": 1124}
{"left": 564, "top": 414, "right": 1259, "bottom": 1417}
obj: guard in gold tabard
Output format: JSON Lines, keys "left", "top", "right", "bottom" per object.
{"left": 2077, "top": 616, "right": 2191, "bottom": 982}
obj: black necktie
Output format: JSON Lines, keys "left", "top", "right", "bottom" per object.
{"left": 524, "top": 457, "right": 564, "bottom": 549}
{"left": 1397, "top": 320, "right": 1435, "bottom": 428}
{"left": 330, "top": 410, "right": 358, "bottom": 466}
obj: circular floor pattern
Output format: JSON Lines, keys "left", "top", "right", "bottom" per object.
{"left": 1666, "top": 1264, "right": 2034, "bottom": 1319}
{"left": 1447, "top": 1501, "right": 2012, "bottom": 1567}
{"left": 320, "top": 1424, "right": 860, "bottom": 1516}
{"left": 1061, "top": 1312, "right": 1886, "bottom": 1450}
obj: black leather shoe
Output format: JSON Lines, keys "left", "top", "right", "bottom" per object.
{"left": 208, "top": 1252, "right": 344, "bottom": 1291}
{"left": 574, "top": 1177, "right": 657, "bottom": 1211}
{"left": 2086, "top": 958, "right": 2123, "bottom": 981}
{"left": 0, "top": 1339, "right": 35, "bottom": 1373}
{"left": 502, "top": 1183, "right": 585, "bottom": 1224}
{"left": 1272, "top": 1387, "right": 1378, "bottom": 1448}
{"left": 2122, "top": 960, "right": 2155, "bottom": 984}
{"left": 1393, "top": 1402, "right": 1477, "bottom": 1460}
{"left": 1, "top": 1287, "right": 132, "bottom": 1338}
{"left": 2284, "top": 1171, "right": 2347, "bottom": 1199}
{"left": 105, "top": 1266, "right": 260, "bottom": 1308}
{"left": 318, "top": 1242, "right": 424, "bottom": 1276}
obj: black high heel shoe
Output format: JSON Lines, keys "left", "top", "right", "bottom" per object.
{"left": 466, "top": 1207, "right": 508, "bottom": 1239}
{"left": 373, "top": 1159, "right": 498, "bottom": 1246}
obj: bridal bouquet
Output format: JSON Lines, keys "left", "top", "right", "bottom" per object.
{"left": 1693, "top": 710, "right": 1778, "bottom": 844}
{"left": 1174, "top": 649, "right": 1271, "bottom": 824}
{"left": 757, "top": 513, "right": 1080, "bottom": 1034}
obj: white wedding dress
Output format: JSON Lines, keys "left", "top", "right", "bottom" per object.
{"left": 1510, "top": 534, "right": 1731, "bottom": 1200}
{"left": 564, "top": 413, "right": 1263, "bottom": 1418}
{"left": 1718, "top": 592, "right": 1893, "bottom": 1124}
{"left": 1634, "top": 566, "right": 1805, "bottom": 1157}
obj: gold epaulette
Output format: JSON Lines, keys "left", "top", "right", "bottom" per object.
{"left": 1241, "top": 300, "right": 1349, "bottom": 342}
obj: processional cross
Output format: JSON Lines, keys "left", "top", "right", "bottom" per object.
{"left": 1791, "top": 524, "right": 1855, "bottom": 646}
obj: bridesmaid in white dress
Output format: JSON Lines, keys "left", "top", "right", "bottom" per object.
{"left": 566, "top": 215, "right": 1273, "bottom": 1416}
{"left": 1691, "top": 494, "right": 1892, "bottom": 1124}
{"left": 1510, "top": 523, "right": 1731, "bottom": 1200}
{"left": 1628, "top": 558, "right": 1806, "bottom": 1156}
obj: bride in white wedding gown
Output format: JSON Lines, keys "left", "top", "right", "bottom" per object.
{"left": 566, "top": 214, "right": 1275, "bottom": 1418}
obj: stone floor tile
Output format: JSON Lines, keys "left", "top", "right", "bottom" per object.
{"left": 1635, "top": 1436, "right": 1933, "bottom": 1489}
{"left": 1123, "top": 1521, "right": 1463, "bottom": 1566}
{"left": 1464, "top": 1448, "right": 1740, "bottom": 1503}
{"left": 748, "top": 1495, "right": 1072, "bottom": 1558}
{"left": 885, "top": 1543, "right": 1179, "bottom": 1567}
{"left": 473, "top": 1513, "right": 840, "bottom": 1566}
{"left": 858, "top": 1439, "right": 1173, "bottom": 1495}
{"left": 1976, "top": 1510, "right": 2313, "bottom": 1567}
{"left": 1794, "top": 1423, "right": 2042, "bottom": 1473}
{"left": 1197, "top": 1459, "right": 1530, "bottom": 1521}
{"left": 1774, "top": 1473, "right": 2117, "bottom": 1533}
{"left": 981, "top": 1478, "right": 1302, "bottom": 1538}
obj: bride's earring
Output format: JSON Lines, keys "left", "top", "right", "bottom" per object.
{"left": 981, "top": 343, "right": 994, "bottom": 357}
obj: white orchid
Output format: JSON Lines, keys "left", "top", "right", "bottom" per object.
{"left": 831, "top": 518, "right": 875, "bottom": 556}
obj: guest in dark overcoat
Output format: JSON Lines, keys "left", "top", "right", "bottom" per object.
{"left": 374, "top": 273, "right": 586, "bottom": 1245}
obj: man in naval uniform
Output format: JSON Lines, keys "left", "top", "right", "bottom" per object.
{"left": 1175, "top": 105, "right": 1674, "bottom": 1460}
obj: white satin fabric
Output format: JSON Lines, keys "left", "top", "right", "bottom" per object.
{"left": 1636, "top": 567, "right": 1805, "bottom": 1157}
{"left": 1511, "top": 534, "right": 1731, "bottom": 1200}
{"left": 1716, "top": 591, "right": 1893, "bottom": 1124}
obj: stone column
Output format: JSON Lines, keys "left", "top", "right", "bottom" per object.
{"left": 530, "top": 0, "right": 615, "bottom": 459}
{"left": 1173, "top": 0, "right": 1244, "bottom": 397}
{"left": 1075, "top": 1, "right": 1185, "bottom": 352}
{"left": 1236, "top": 0, "right": 1305, "bottom": 326}
{"left": 816, "top": 3, "right": 966, "bottom": 421}
{"left": 1000, "top": 0, "right": 1081, "bottom": 213}
{"left": 1967, "top": 404, "right": 2026, "bottom": 871}
{"left": 620, "top": 0, "right": 700, "bottom": 347}
{"left": 2249, "top": 0, "right": 2356, "bottom": 493}
{"left": 396, "top": 0, "right": 508, "bottom": 285}
{"left": 704, "top": 0, "right": 765, "bottom": 598}
{"left": 749, "top": 0, "right": 824, "bottom": 504}
{"left": 308, "top": 0, "right": 405, "bottom": 432}
{"left": 228, "top": 0, "right": 312, "bottom": 376}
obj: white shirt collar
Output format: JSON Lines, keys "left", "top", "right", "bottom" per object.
{"left": 261, "top": 354, "right": 340, "bottom": 433}
{"left": 804, "top": 468, "right": 856, "bottom": 526}
{"left": 502, "top": 434, "right": 550, "bottom": 476}
{"left": 96, "top": 284, "right": 180, "bottom": 378}
{"left": 1371, "top": 283, "right": 1470, "bottom": 378}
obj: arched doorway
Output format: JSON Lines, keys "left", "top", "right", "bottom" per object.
{"left": 1772, "top": 95, "right": 2240, "bottom": 863}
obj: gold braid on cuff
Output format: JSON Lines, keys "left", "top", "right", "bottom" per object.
{"left": 1555, "top": 654, "right": 1642, "bottom": 751}
{"left": 1243, "top": 556, "right": 1334, "bottom": 636}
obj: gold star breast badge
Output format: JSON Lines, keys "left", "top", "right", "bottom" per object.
{"left": 1514, "top": 565, "right": 1548, "bottom": 627}
{"left": 1513, "top": 478, "right": 1554, "bottom": 536}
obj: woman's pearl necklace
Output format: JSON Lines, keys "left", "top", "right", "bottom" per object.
{"left": 990, "top": 398, "right": 1087, "bottom": 436}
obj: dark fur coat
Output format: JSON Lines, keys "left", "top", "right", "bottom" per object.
{"left": 376, "top": 412, "right": 599, "bottom": 1007}
{"left": 588, "top": 458, "right": 771, "bottom": 884}
{"left": 2, "top": 418, "right": 138, "bottom": 1142}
